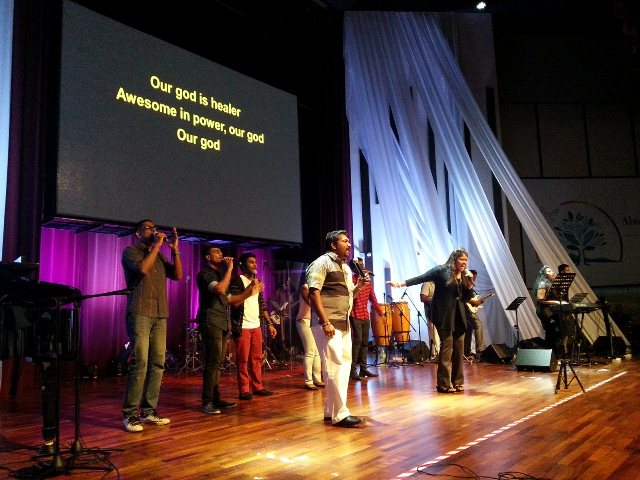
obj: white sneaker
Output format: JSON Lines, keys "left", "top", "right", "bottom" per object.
{"left": 140, "top": 411, "right": 170, "bottom": 426}
{"left": 123, "top": 416, "right": 143, "bottom": 432}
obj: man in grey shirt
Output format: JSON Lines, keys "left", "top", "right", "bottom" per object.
{"left": 121, "top": 219, "right": 182, "bottom": 432}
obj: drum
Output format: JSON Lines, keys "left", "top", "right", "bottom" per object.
{"left": 391, "top": 301, "right": 411, "bottom": 344}
{"left": 371, "top": 304, "right": 392, "bottom": 346}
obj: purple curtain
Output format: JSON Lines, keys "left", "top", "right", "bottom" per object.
{"left": 38, "top": 228, "right": 272, "bottom": 373}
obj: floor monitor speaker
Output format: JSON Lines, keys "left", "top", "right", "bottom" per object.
{"left": 483, "top": 343, "right": 513, "bottom": 364}
{"left": 517, "top": 337, "right": 547, "bottom": 349}
{"left": 515, "top": 348, "right": 557, "bottom": 372}
{"left": 399, "top": 340, "right": 429, "bottom": 363}
{"left": 592, "top": 336, "right": 627, "bottom": 357}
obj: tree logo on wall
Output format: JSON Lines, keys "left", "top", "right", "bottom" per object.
{"left": 547, "top": 201, "right": 623, "bottom": 266}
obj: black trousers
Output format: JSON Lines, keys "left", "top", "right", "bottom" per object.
{"left": 350, "top": 316, "right": 370, "bottom": 372}
{"left": 199, "top": 320, "right": 226, "bottom": 404}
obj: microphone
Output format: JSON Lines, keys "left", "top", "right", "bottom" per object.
{"left": 464, "top": 269, "right": 473, "bottom": 278}
{"left": 349, "top": 259, "right": 366, "bottom": 278}
{"left": 401, "top": 289, "right": 408, "bottom": 299}
{"left": 153, "top": 231, "right": 173, "bottom": 243}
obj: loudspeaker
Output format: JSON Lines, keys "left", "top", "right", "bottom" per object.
{"left": 592, "top": 336, "right": 627, "bottom": 357}
{"left": 482, "top": 343, "right": 513, "bottom": 364}
{"left": 517, "top": 337, "right": 547, "bottom": 349}
{"left": 399, "top": 340, "right": 429, "bottom": 362}
{"left": 515, "top": 348, "right": 557, "bottom": 372}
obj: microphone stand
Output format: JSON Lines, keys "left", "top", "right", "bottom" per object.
{"left": 66, "top": 289, "right": 128, "bottom": 473}
{"left": 400, "top": 290, "right": 426, "bottom": 365}
{"left": 402, "top": 290, "right": 426, "bottom": 367}
{"left": 375, "top": 293, "right": 397, "bottom": 368}
{"left": 389, "top": 292, "right": 415, "bottom": 366}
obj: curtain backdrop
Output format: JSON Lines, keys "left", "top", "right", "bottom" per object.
{"left": 38, "top": 228, "right": 274, "bottom": 372}
{"left": 343, "top": 12, "right": 628, "bottom": 347}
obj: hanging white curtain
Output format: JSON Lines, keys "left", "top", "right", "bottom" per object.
{"left": 344, "top": 11, "right": 629, "bottom": 346}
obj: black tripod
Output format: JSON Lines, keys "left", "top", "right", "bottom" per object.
{"left": 555, "top": 355, "right": 585, "bottom": 393}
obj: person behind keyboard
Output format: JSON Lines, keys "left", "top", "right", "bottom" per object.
{"left": 532, "top": 265, "right": 564, "bottom": 355}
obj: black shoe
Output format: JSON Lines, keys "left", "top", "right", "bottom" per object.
{"left": 304, "top": 383, "right": 318, "bottom": 391}
{"left": 334, "top": 416, "right": 364, "bottom": 428}
{"left": 359, "top": 369, "right": 378, "bottom": 377}
{"left": 324, "top": 416, "right": 332, "bottom": 421}
{"left": 239, "top": 392, "right": 253, "bottom": 400}
{"left": 349, "top": 374, "right": 362, "bottom": 381}
{"left": 253, "top": 389, "right": 274, "bottom": 396}
{"left": 201, "top": 403, "right": 222, "bottom": 414}
{"left": 215, "top": 399, "right": 238, "bottom": 408}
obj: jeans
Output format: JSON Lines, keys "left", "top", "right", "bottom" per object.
{"left": 296, "top": 318, "right": 322, "bottom": 385}
{"left": 122, "top": 313, "right": 167, "bottom": 418}
{"left": 200, "top": 319, "right": 226, "bottom": 404}
{"left": 464, "top": 311, "right": 485, "bottom": 355}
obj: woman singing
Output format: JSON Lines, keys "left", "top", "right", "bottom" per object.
{"left": 387, "top": 248, "right": 478, "bottom": 393}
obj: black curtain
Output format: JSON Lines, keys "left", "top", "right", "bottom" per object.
{"left": 3, "top": 0, "right": 60, "bottom": 265}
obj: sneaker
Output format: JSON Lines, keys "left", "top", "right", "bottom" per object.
{"left": 201, "top": 403, "right": 222, "bottom": 415}
{"left": 123, "top": 416, "right": 143, "bottom": 432}
{"left": 38, "top": 440, "right": 56, "bottom": 455}
{"left": 140, "top": 411, "right": 170, "bottom": 425}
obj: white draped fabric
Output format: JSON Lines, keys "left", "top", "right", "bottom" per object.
{"left": 343, "top": 12, "right": 627, "bottom": 347}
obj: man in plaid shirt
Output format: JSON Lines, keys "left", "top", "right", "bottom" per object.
{"left": 349, "top": 258, "right": 384, "bottom": 381}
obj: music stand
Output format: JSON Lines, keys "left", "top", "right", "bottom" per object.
{"left": 546, "top": 272, "right": 575, "bottom": 302}
{"left": 506, "top": 296, "right": 527, "bottom": 349}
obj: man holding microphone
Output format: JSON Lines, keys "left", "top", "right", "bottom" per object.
{"left": 121, "top": 219, "right": 182, "bottom": 432}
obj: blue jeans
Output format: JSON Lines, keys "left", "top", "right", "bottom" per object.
{"left": 122, "top": 313, "right": 167, "bottom": 418}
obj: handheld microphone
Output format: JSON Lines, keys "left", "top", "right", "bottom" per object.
{"left": 153, "top": 231, "right": 173, "bottom": 243}
{"left": 349, "top": 259, "right": 366, "bottom": 278}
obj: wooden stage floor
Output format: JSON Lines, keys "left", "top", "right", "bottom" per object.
{"left": 1, "top": 353, "right": 640, "bottom": 479}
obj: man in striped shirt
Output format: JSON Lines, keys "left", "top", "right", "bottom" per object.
{"left": 307, "top": 230, "right": 366, "bottom": 428}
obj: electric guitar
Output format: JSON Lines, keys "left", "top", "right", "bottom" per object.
{"left": 466, "top": 292, "right": 496, "bottom": 314}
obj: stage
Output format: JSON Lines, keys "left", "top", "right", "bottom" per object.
{"left": 1, "top": 353, "right": 639, "bottom": 479}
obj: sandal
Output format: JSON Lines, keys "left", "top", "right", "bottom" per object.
{"left": 454, "top": 385, "right": 464, "bottom": 392}
{"left": 436, "top": 385, "right": 456, "bottom": 394}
